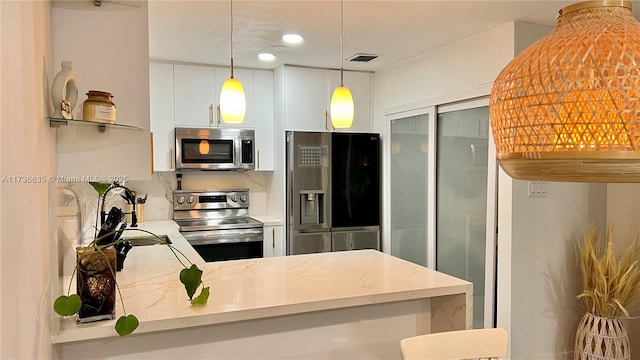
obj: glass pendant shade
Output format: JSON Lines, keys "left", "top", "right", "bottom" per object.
{"left": 220, "top": 77, "right": 246, "bottom": 124}
{"left": 330, "top": 86, "right": 354, "bottom": 129}
{"left": 489, "top": 0, "right": 640, "bottom": 182}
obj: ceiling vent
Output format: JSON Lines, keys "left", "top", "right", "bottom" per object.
{"left": 348, "top": 53, "right": 379, "bottom": 62}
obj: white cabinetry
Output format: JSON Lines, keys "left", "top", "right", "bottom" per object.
{"left": 263, "top": 225, "right": 284, "bottom": 257}
{"left": 149, "top": 62, "right": 175, "bottom": 171}
{"left": 173, "top": 64, "right": 215, "bottom": 127}
{"left": 173, "top": 64, "right": 257, "bottom": 129}
{"left": 283, "top": 66, "right": 330, "bottom": 131}
{"left": 253, "top": 70, "right": 274, "bottom": 170}
{"left": 279, "top": 65, "right": 372, "bottom": 132}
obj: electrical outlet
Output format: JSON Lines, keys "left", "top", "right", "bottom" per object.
{"left": 528, "top": 181, "right": 548, "bottom": 197}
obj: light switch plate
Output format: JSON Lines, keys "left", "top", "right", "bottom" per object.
{"left": 528, "top": 181, "right": 548, "bottom": 197}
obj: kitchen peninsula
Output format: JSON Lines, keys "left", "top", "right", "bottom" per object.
{"left": 53, "top": 221, "right": 472, "bottom": 359}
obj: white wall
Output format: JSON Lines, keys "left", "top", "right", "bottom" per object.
{"left": 0, "top": 1, "right": 56, "bottom": 358}
{"left": 506, "top": 180, "right": 605, "bottom": 359}
{"left": 52, "top": 1, "right": 151, "bottom": 181}
{"left": 372, "top": 23, "right": 515, "bottom": 131}
{"left": 373, "top": 21, "right": 606, "bottom": 359}
{"left": 605, "top": 184, "right": 640, "bottom": 346}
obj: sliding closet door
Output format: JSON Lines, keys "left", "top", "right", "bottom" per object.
{"left": 388, "top": 111, "right": 433, "bottom": 267}
{"left": 436, "top": 100, "right": 496, "bottom": 329}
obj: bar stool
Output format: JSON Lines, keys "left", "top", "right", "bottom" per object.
{"left": 399, "top": 328, "right": 508, "bottom": 360}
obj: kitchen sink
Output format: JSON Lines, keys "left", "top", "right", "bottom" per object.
{"left": 124, "top": 234, "right": 172, "bottom": 246}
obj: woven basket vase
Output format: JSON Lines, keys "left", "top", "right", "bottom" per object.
{"left": 574, "top": 312, "right": 631, "bottom": 360}
{"left": 489, "top": 1, "right": 640, "bottom": 182}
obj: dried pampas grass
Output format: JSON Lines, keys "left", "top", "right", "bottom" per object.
{"left": 577, "top": 226, "right": 640, "bottom": 318}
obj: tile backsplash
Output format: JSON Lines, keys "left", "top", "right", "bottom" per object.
{"left": 53, "top": 170, "right": 271, "bottom": 245}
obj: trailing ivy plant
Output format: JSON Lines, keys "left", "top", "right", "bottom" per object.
{"left": 53, "top": 182, "right": 209, "bottom": 336}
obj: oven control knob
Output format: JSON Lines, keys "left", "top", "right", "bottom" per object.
{"left": 186, "top": 196, "right": 195, "bottom": 204}
{"left": 240, "top": 194, "right": 247, "bottom": 202}
{"left": 176, "top": 196, "right": 185, "bottom": 204}
{"left": 230, "top": 194, "right": 239, "bottom": 202}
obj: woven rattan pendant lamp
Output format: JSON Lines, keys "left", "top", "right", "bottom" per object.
{"left": 490, "top": 0, "right": 640, "bottom": 182}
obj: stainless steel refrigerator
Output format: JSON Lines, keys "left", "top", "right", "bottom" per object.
{"left": 286, "top": 131, "right": 381, "bottom": 255}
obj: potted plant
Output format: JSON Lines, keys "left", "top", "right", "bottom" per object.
{"left": 53, "top": 182, "right": 209, "bottom": 336}
{"left": 575, "top": 225, "right": 640, "bottom": 360}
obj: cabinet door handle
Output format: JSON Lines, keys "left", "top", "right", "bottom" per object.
{"left": 257, "top": 150, "right": 260, "bottom": 169}
{"left": 216, "top": 105, "right": 221, "bottom": 127}
{"left": 209, "top": 104, "right": 214, "bottom": 126}
{"left": 170, "top": 148, "right": 174, "bottom": 171}
{"left": 150, "top": 132, "right": 155, "bottom": 174}
{"left": 272, "top": 228, "right": 275, "bottom": 249}
{"left": 325, "top": 110, "right": 328, "bottom": 130}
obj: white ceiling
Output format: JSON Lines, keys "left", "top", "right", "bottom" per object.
{"left": 147, "top": 0, "right": 640, "bottom": 72}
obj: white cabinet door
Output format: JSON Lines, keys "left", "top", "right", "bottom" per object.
{"left": 173, "top": 64, "right": 215, "bottom": 127}
{"left": 253, "top": 69, "right": 274, "bottom": 171}
{"left": 284, "top": 66, "right": 330, "bottom": 131}
{"left": 329, "top": 70, "right": 372, "bottom": 132}
{"left": 214, "top": 67, "right": 254, "bottom": 129}
{"left": 149, "top": 62, "right": 175, "bottom": 171}
{"left": 263, "top": 225, "right": 284, "bottom": 257}
{"left": 281, "top": 66, "right": 372, "bottom": 132}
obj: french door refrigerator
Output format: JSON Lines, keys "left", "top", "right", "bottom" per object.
{"left": 286, "top": 131, "right": 381, "bottom": 255}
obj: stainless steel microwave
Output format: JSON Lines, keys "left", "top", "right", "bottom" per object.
{"left": 175, "top": 127, "right": 254, "bottom": 171}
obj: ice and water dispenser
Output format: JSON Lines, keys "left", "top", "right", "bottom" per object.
{"left": 300, "top": 190, "right": 325, "bottom": 225}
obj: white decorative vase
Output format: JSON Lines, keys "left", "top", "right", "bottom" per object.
{"left": 575, "top": 312, "right": 631, "bottom": 360}
{"left": 51, "top": 61, "right": 78, "bottom": 119}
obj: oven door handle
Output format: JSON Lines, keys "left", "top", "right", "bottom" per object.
{"left": 182, "top": 228, "right": 263, "bottom": 245}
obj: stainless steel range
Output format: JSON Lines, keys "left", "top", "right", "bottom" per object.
{"left": 173, "top": 189, "right": 263, "bottom": 262}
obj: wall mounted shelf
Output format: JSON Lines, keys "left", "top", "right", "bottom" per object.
{"left": 49, "top": 117, "right": 143, "bottom": 132}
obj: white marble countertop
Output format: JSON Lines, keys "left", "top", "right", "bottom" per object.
{"left": 250, "top": 215, "right": 283, "bottom": 226}
{"left": 52, "top": 220, "right": 471, "bottom": 344}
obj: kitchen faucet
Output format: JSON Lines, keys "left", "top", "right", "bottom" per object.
{"left": 101, "top": 182, "right": 138, "bottom": 227}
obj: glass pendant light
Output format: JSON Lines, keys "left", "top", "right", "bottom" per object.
{"left": 330, "top": 0, "right": 354, "bottom": 129}
{"left": 490, "top": 0, "right": 640, "bottom": 182}
{"left": 219, "top": 0, "right": 246, "bottom": 124}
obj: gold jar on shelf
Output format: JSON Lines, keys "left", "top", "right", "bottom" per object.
{"left": 83, "top": 90, "right": 116, "bottom": 124}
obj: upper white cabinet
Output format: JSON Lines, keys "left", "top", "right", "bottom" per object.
{"left": 173, "top": 64, "right": 215, "bottom": 128}
{"left": 277, "top": 65, "right": 373, "bottom": 132}
{"left": 149, "top": 62, "right": 175, "bottom": 172}
{"left": 253, "top": 70, "right": 275, "bottom": 171}
{"left": 173, "top": 64, "right": 256, "bottom": 129}
{"left": 282, "top": 66, "right": 330, "bottom": 131}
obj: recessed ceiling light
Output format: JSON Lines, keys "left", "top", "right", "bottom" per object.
{"left": 258, "top": 52, "right": 276, "bottom": 61}
{"left": 282, "top": 33, "right": 303, "bottom": 45}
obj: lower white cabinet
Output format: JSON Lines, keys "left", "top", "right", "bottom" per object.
{"left": 263, "top": 225, "right": 284, "bottom": 257}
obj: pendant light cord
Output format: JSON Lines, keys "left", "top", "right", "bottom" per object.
{"left": 340, "top": 0, "right": 344, "bottom": 86}
{"left": 230, "top": 0, "right": 234, "bottom": 79}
